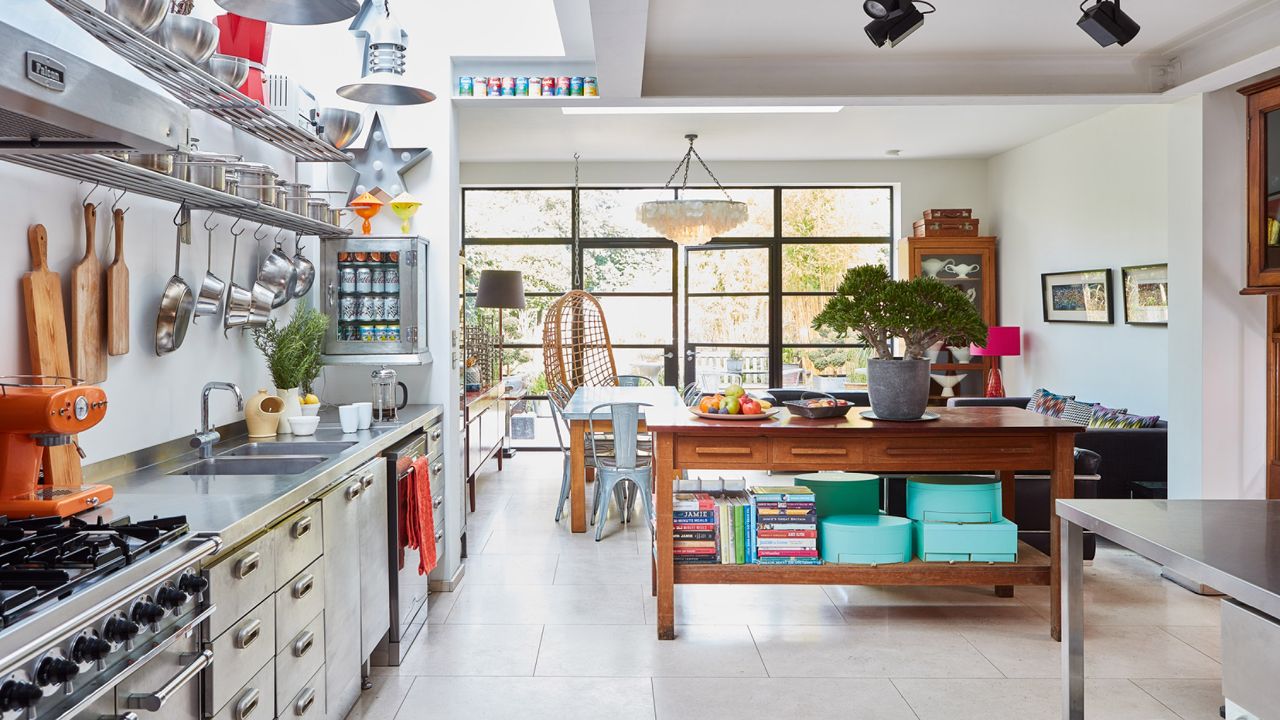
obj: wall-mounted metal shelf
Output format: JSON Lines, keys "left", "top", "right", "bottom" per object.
{"left": 47, "top": 0, "right": 348, "bottom": 163}
{"left": 4, "top": 154, "right": 351, "bottom": 237}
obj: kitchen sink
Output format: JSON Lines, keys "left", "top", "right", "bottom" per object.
{"left": 170, "top": 456, "right": 328, "bottom": 476}
{"left": 221, "top": 441, "right": 357, "bottom": 457}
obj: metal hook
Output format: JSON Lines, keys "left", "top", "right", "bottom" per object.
{"left": 202, "top": 213, "right": 219, "bottom": 232}
{"left": 80, "top": 182, "right": 102, "bottom": 208}
{"left": 294, "top": 232, "right": 303, "bottom": 253}
{"left": 229, "top": 216, "right": 244, "bottom": 236}
{"left": 110, "top": 189, "right": 129, "bottom": 215}
{"left": 172, "top": 200, "right": 189, "bottom": 227}
{"left": 254, "top": 223, "right": 267, "bottom": 241}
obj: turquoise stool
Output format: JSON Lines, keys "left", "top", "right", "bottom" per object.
{"left": 795, "top": 472, "right": 880, "bottom": 518}
{"left": 915, "top": 518, "right": 1018, "bottom": 562}
{"left": 819, "top": 515, "right": 912, "bottom": 565}
{"left": 906, "top": 475, "right": 1002, "bottom": 524}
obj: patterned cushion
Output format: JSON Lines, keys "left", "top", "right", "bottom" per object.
{"left": 1025, "top": 388, "right": 1075, "bottom": 418}
{"left": 1060, "top": 400, "right": 1098, "bottom": 427}
{"left": 1087, "top": 406, "right": 1158, "bottom": 429}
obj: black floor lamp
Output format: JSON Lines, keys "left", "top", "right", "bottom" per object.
{"left": 475, "top": 270, "right": 526, "bottom": 457}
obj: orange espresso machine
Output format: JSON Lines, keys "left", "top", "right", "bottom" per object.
{"left": 0, "top": 376, "right": 112, "bottom": 517}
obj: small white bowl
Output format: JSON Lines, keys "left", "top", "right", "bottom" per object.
{"left": 300, "top": 404, "right": 320, "bottom": 417}
{"left": 287, "top": 416, "right": 320, "bottom": 436}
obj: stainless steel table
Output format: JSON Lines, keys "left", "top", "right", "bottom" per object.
{"left": 1056, "top": 499, "right": 1280, "bottom": 719}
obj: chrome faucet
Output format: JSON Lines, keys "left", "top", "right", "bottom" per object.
{"left": 191, "top": 382, "right": 244, "bottom": 459}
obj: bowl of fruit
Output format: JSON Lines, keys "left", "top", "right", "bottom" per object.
{"left": 784, "top": 392, "right": 854, "bottom": 419}
{"left": 691, "top": 384, "right": 778, "bottom": 420}
{"left": 299, "top": 393, "right": 321, "bottom": 416}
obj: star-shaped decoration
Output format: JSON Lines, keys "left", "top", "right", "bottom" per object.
{"left": 346, "top": 111, "right": 431, "bottom": 203}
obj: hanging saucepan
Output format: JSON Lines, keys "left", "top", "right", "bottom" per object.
{"left": 155, "top": 223, "right": 194, "bottom": 356}
{"left": 292, "top": 235, "right": 316, "bottom": 298}
{"left": 247, "top": 282, "right": 275, "bottom": 328}
{"left": 223, "top": 231, "right": 252, "bottom": 336}
{"left": 256, "top": 232, "right": 297, "bottom": 308}
{"left": 194, "top": 216, "right": 226, "bottom": 320}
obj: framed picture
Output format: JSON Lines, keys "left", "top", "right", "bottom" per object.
{"left": 1041, "top": 269, "right": 1113, "bottom": 324}
{"left": 1121, "top": 263, "right": 1168, "bottom": 325}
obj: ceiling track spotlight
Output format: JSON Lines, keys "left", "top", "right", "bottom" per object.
{"left": 1077, "top": 0, "right": 1141, "bottom": 47}
{"left": 862, "top": 0, "right": 934, "bottom": 48}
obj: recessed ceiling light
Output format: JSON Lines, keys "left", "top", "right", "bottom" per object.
{"left": 885, "top": 149, "right": 902, "bottom": 156}
{"left": 560, "top": 106, "right": 844, "bottom": 115}
{"left": 864, "top": 0, "right": 933, "bottom": 48}
{"left": 1077, "top": 0, "right": 1141, "bottom": 47}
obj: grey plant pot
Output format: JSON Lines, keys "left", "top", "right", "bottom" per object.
{"left": 866, "top": 358, "right": 931, "bottom": 420}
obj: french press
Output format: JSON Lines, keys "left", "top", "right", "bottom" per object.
{"left": 371, "top": 365, "right": 409, "bottom": 421}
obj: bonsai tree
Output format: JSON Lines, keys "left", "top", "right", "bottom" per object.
{"left": 811, "top": 265, "right": 988, "bottom": 359}
{"left": 253, "top": 306, "right": 329, "bottom": 391}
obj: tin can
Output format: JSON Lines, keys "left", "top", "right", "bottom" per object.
{"left": 501, "top": 77, "right": 515, "bottom": 96}
{"left": 354, "top": 252, "right": 368, "bottom": 263}
{"left": 371, "top": 268, "right": 386, "bottom": 293}
{"left": 359, "top": 324, "right": 376, "bottom": 342}
{"left": 458, "top": 76, "right": 473, "bottom": 96}
{"left": 527, "top": 78, "right": 542, "bottom": 97}
{"left": 556, "top": 76, "right": 570, "bottom": 96}
{"left": 337, "top": 252, "right": 350, "bottom": 262}
{"left": 472, "top": 76, "right": 488, "bottom": 97}
{"left": 570, "top": 76, "right": 584, "bottom": 96}
{"left": 358, "top": 296, "right": 377, "bottom": 322}
{"left": 584, "top": 76, "right": 598, "bottom": 96}
{"left": 339, "top": 296, "right": 357, "bottom": 322}
{"left": 541, "top": 77, "right": 556, "bottom": 95}
{"left": 515, "top": 76, "right": 529, "bottom": 96}
{"left": 369, "top": 252, "right": 382, "bottom": 263}
{"left": 385, "top": 325, "right": 400, "bottom": 342}
{"left": 383, "top": 296, "right": 400, "bottom": 321}
{"left": 372, "top": 296, "right": 386, "bottom": 321}
{"left": 388, "top": 251, "right": 399, "bottom": 263}
{"left": 384, "top": 266, "right": 400, "bottom": 293}
{"left": 340, "top": 267, "right": 356, "bottom": 293}
{"left": 488, "top": 77, "right": 502, "bottom": 96}
{"left": 355, "top": 267, "right": 372, "bottom": 293}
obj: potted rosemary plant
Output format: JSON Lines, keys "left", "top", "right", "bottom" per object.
{"left": 253, "top": 306, "right": 329, "bottom": 433}
{"left": 812, "top": 265, "right": 986, "bottom": 420}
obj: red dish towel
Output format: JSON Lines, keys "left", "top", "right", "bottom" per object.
{"left": 403, "top": 455, "right": 438, "bottom": 576}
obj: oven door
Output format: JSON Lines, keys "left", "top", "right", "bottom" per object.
{"left": 395, "top": 462, "right": 429, "bottom": 634}
{"left": 114, "top": 631, "right": 205, "bottom": 720}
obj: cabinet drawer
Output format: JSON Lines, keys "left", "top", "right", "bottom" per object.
{"left": 770, "top": 438, "right": 863, "bottom": 468}
{"left": 276, "top": 560, "right": 325, "bottom": 654}
{"left": 207, "top": 597, "right": 277, "bottom": 713}
{"left": 281, "top": 667, "right": 325, "bottom": 719}
{"left": 209, "top": 660, "right": 273, "bottom": 720}
{"left": 426, "top": 420, "right": 444, "bottom": 460}
{"left": 430, "top": 458, "right": 446, "bottom": 501}
{"left": 862, "top": 434, "right": 1051, "bottom": 470}
{"left": 207, "top": 533, "right": 277, "bottom": 638}
{"left": 275, "top": 612, "right": 325, "bottom": 715}
{"left": 674, "top": 436, "right": 767, "bottom": 466}
{"left": 273, "top": 503, "right": 323, "bottom": 590}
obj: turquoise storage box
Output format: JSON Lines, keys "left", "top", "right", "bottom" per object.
{"left": 819, "top": 514, "right": 912, "bottom": 565}
{"left": 796, "top": 472, "right": 880, "bottom": 517}
{"left": 914, "top": 518, "right": 1018, "bottom": 562}
{"left": 906, "top": 475, "right": 1002, "bottom": 523}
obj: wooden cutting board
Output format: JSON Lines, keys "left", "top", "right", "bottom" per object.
{"left": 21, "top": 224, "right": 83, "bottom": 487}
{"left": 107, "top": 208, "right": 129, "bottom": 356}
{"left": 71, "top": 202, "right": 107, "bottom": 383}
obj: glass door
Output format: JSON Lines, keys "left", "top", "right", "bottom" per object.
{"left": 683, "top": 243, "right": 771, "bottom": 391}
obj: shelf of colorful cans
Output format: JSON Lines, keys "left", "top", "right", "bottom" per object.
{"left": 457, "top": 74, "right": 599, "bottom": 98}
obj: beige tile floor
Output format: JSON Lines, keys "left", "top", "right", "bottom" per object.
{"left": 356, "top": 452, "right": 1224, "bottom": 720}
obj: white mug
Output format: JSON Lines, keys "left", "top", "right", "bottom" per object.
{"left": 338, "top": 404, "right": 360, "bottom": 434}
{"left": 354, "top": 401, "right": 373, "bottom": 430}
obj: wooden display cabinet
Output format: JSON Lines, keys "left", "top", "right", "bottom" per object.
{"left": 898, "top": 236, "right": 998, "bottom": 400}
{"left": 1242, "top": 75, "right": 1280, "bottom": 293}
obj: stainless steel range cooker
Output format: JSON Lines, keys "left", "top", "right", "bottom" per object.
{"left": 0, "top": 515, "right": 220, "bottom": 720}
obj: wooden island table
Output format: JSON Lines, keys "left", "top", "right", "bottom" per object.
{"left": 644, "top": 405, "right": 1080, "bottom": 641}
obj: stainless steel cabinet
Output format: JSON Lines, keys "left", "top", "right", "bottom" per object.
{"left": 320, "top": 235, "right": 430, "bottom": 365}
{"left": 358, "top": 464, "right": 390, "bottom": 660}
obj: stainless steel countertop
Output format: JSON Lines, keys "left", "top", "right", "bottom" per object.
{"left": 83, "top": 404, "right": 443, "bottom": 552}
{"left": 1057, "top": 499, "right": 1280, "bottom": 619}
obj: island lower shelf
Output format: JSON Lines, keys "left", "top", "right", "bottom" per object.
{"left": 668, "top": 540, "right": 1049, "bottom": 586}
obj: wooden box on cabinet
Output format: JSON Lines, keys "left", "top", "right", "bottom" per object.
{"left": 898, "top": 236, "right": 998, "bottom": 400}
{"left": 1241, "top": 74, "right": 1280, "bottom": 293}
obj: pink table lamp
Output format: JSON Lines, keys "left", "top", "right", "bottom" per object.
{"left": 970, "top": 326, "right": 1021, "bottom": 398}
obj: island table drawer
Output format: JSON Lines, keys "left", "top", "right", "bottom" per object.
{"left": 770, "top": 438, "right": 864, "bottom": 468}
{"left": 862, "top": 434, "right": 1052, "bottom": 469}
{"left": 674, "top": 436, "right": 767, "bottom": 466}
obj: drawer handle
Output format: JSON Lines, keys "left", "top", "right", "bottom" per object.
{"left": 234, "top": 687, "right": 261, "bottom": 720}
{"left": 233, "top": 551, "right": 261, "bottom": 579}
{"left": 124, "top": 649, "right": 212, "bottom": 711}
{"left": 292, "top": 630, "right": 315, "bottom": 658}
{"left": 345, "top": 481, "right": 364, "bottom": 500}
{"left": 790, "top": 447, "right": 847, "bottom": 456}
{"left": 290, "top": 516, "right": 313, "bottom": 539}
{"left": 694, "top": 447, "right": 753, "bottom": 456}
{"left": 433, "top": 496, "right": 444, "bottom": 509}
{"left": 234, "top": 618, "right": 261, "bottom": 649}
{"left": 294, "top": 687, "right": 317, "bottom": 716}
{"left": 292, "top": 573, "right": 315, "bottom": 599}
{"left": 432, "top": 462, "right": 444, "bottom": 476}
{"left": 430, "top": 429, "right": 442, "bottom": 442}
{"left": 362, "top": 473, "right": 375, "bottom": 488}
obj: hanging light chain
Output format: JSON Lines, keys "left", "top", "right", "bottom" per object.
{"left": 659, "top": 134, "right": 734, "bottom": 201}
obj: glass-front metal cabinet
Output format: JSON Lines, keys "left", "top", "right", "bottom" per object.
{"left": 1242, "top": 74, "right": 1280, "bottom": 292}
{"left": 320, "top": 235, "right": 431, "bottom": 365}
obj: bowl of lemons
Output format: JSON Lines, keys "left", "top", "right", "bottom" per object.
{"left": 299, "top": 393, "right": 321, "bottom": 416}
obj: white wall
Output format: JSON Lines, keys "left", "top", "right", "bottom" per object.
{"left": 987, "top": 106, "right": 1171, "bottom": 417}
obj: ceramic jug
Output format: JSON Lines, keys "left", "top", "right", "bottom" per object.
{"left": 246, "top": 388, "right": 284, "bottom": 437}
{"left": 920, "top": 257, "right": 954, "bottom": 278}
{"left": 946, "top": 262, "right": 980, "bottom": 278}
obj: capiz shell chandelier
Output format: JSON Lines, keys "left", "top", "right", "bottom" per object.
{"left": 638, "top": 134, "right": 747, "bottom": 246}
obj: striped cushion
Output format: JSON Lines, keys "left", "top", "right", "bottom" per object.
{"left": 1025, "top": 388, "right": 1074, "bottom": 418}
{"left": 1060, "top": 400, "right": 1098, "bottom": 426}
{"left": 1088, "top": 407, "right": 1159, "bottom": 429}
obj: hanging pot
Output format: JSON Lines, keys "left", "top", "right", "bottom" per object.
{"left": 223, "top": 232, "right": 253, "bottom": 336}
{"left": 155, "top": 227, "right": 194, "bottom": 355}
{"left": 256, "top": 236, "right": 297, "bottom": 308}
{"left": 193, "top": 221, "right": 226, "bottom": 319}
{"left": 292, "top": 235, "right": 315, "bottom": 298}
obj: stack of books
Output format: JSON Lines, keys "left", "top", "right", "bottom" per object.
{"left": 672, "top": 492, "right": 749, "bottom": 564}
{"left": 748, "top": 486, "right": 820, "bottom": 565}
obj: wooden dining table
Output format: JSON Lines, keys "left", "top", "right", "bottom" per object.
{"left": 561, "top": 385, "right": 687, "bottom": 534}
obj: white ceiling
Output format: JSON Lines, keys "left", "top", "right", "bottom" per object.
{"left": 457, "top": 104, "right": 1112, "bottom": 162}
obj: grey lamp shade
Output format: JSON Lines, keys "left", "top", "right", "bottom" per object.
{"left": 475, "top": 270, "right": 527, "bottom": 309}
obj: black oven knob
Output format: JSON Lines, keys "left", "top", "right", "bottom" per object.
{"left": 103, "top": 616, "right": 140, "bottom": 644}
{"left": 35, "top": 657, "right": 79, "bottom": 687}
{"left": 178, "top": 572, "right": 209, "bottom": 597}
{"left": 0, "top": 679, "right": 42, "bottom": 711}
{"left": 155, "top": 586, "right": 188, "bottom": 610}
{"left": 131, "top": 601, "right": 165, "bottom": 627}
{"left": 72, "top": 635, "right": 112, "bottom": 664}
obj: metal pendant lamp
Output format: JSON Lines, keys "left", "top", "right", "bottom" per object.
{"left": 337, "top": 0, "right": 436, "bottom": 106}
{"left": 213, "top": 0, "right": 360, "bottom": 25}
{"left": 637, "top": 134, "right": 747, "bottom": 246}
